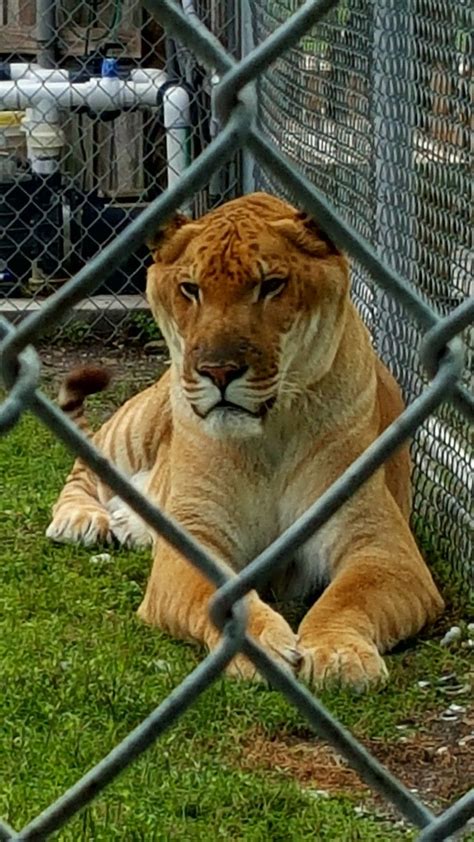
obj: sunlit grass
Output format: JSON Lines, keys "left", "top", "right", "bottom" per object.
{"left": 0, "top": 389, "right": 471, "bottom": 840}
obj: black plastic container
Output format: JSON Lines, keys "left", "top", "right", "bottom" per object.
{"left": 79, "top": 196, "right": 150, "bottom": 295}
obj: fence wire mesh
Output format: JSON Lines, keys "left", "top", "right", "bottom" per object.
{"left": 249, "top": 0, "right": 473, "bottom": 584}
{"left": 0, "top": 0, "right": 239, "bottom": 337}
{"left": 0, "top": 0, "right": 473, "bottom": 839}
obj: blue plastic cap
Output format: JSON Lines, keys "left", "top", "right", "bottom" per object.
{"left": 101, "top": 58, "right": 119, "bottom": 78}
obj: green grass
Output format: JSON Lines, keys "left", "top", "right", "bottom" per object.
{"left": 0, "top": 393, "right": 472, "bottom": 840}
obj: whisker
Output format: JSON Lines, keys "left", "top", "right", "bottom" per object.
{"left": 246, "top": 375, "right": 279, "bottom": 386}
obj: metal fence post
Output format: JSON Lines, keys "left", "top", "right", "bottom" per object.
{"left": 372, "top": 0, "right": 420, "bottom": 402}
{"left": 239, "top": 0, "right": 256, "bottom": 195}
{"left": 208, "top": 0, "right": 242, "bottom": 205}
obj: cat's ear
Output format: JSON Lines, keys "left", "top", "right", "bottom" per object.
{"left": 147, "top": 213, "right": 200, "bottom": 263}
{"left": 270, "top": 210, "right": 341, "bottom": 257}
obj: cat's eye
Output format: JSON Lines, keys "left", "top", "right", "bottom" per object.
{"left": 180, "top": 282, "right": 200, "bottom": 302}
{"left": 258, "top": 277, "right": 287, "bottom": 301}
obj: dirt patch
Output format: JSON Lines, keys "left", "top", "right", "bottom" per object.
{"left": 237, "top": 708, "right": 474, "bottom": 808}
{"left": 37, "top": 340, "right": 168, "bottom": 395}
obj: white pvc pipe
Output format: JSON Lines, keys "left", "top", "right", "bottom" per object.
{"left": 22, "top": 100, "right": 64, "bottom": 173}
{"left": 163, "top": 85, "right": 191, "bottom": 190}
{"left": 0, "top": 80, "right": 151, "bottom": 111}
{"left": 181, "top": 0, "right": 199, "bottom": 20}
{"left": 0, "top": 75, "right": 169, "bottom": 112}
{"left": 0, "top": 67, "right": 193, "bottom": 187}
{"left": 9, "top": 63, "right": 69, "bottom": 83}
{"left": 130, "top": 68, "right": 168, "bottom": 87}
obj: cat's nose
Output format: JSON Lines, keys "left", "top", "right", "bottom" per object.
{"left": 196, "top": 363, "right": 248, "bottom": 391}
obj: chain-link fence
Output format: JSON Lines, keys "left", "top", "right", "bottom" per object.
{"left": 0, "top": 0, "right": 473, "bottom": 839}
{"left": 0, "top": 0, "right": 238, "bottom": 337}
{"left": 0, "top": 0, "right": 471, "bottom": 574}
{"left": 248, "top": 0, "right": 472, "bottom": 583}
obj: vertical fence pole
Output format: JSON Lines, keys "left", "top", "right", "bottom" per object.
{"left": 373, "top": 0, "right": 420, "bottom": 401}
{"left": 208, "top": 0, "right": 242, "bottom": 204}
{"left": 240, "top": 0, "right": 257, "bottom": 194}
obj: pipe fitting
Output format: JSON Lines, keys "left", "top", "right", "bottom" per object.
{"left": 0, "top": 65, "right": 193, "bottom": 201}
{"left": 10, "top": 64, "right": 69, "bottom": 84}
{"left": 22, "top": 105, "right": 64, "bottom": 174}
{"left": 130, "top": 68, "right": 168, "bottom": 88}
{"left": 0, "top": 74, "right": 169, "bottom": 113}
{"left": 163, "top": 85, "right": 191, "bottom": 190}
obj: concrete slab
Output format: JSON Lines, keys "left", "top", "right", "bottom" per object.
{"left": 0, "top": 294, "right": 149, "bottom": 325}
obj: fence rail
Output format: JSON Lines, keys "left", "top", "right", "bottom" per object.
{"left": 0, "top": 0, "right": 473, "bottom": 839}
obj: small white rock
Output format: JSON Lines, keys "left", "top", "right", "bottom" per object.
{"left": 442, "top": 683, "right": 471, "bottom": 696}
{"left": 307, "top": 789, "right": 330, "bottom": 800}
{"left": 448, "top": 703, "right": 465, "bottom": 713}
{"left": 417, "top": 680, "right": 430, "bottom": 688}
{"left": 440, "top": 628, "right": 461, "bottom": 647}
{"left": 440, "top": 712, "right": 459, "bottom": 721}
{"left": 90, "top": 553, "right": 112, "bottom": 564}
{"left": 153, "top": 659, "right": 172, "bottom": 672}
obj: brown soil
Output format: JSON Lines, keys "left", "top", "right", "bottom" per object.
{"left": 38, "top": 339, "right": 168, "bottom": 394}
{"left": 237, "top": 707, "right": 474, "bottom": 811}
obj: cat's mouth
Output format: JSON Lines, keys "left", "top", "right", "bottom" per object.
{"left": 198, "top": 397, "right": 275, "bottom": 418}
{"left": 192, "top": 399, "right": 257, "bottom": 419}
